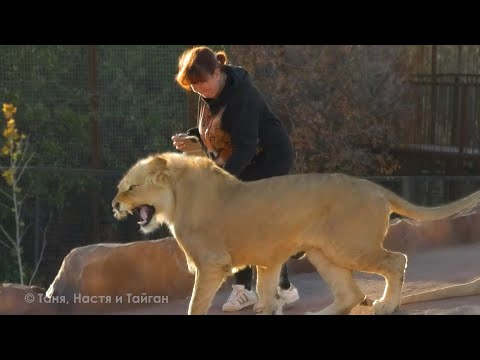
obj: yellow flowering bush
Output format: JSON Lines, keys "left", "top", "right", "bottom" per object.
{"left": 1, "top": 103, "right": 32, "bottom": 284}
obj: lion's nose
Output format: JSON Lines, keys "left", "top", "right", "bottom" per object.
{"left": 112, "top": 201, "right": 120, "bottom": 210}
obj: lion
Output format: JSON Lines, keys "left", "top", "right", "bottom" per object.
{"left": 111, "top": 152, "right": 480, "bottom": 315}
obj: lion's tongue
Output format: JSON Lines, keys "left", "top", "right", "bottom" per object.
{"left": 140, "top": 206, "right": 148, "bottom": 220}
{"left": 138, "top": 206, "right": 149, "bottom": 225}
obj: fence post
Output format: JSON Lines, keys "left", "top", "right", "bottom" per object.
{"left": 429, "top": 45, "right": 438, "bottom": 144}
{"left": 88, "top": 45, "right": 101, "bottom": 168}
{"left": 88, "top": 45, "right": 101, "bottom": 244}
{"left": 401, "top": 177, "right": 413, "bottom": 202}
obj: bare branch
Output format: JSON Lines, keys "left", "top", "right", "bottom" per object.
{"left": 20, "top": 135, "right": 31, "bottom": 158}
{"left": 29, "top": 212, "right": 52, "bottom": 286}
{"left": 20, "top": 184, "right": 32, "bottom": 205}
{"left": 15, "top": 152, "right": 34, "bottom": 184}
{"left": 0, "top": 238, "right": 12, "bottom": 249}
{"left": 0, "top": 200, "right": 12, "bottom": 212}
{"left": 18, "top": 223, "right": 32, "bottom": 245}
{"left": 0, "top": 224, "right": 15, "bottom": 246}
{"left": 0, "top": 187, "right": 13, "bottom": 201}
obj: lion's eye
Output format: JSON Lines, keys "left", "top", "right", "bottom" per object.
{"left": 129, "top": 185, "right": 138, "bottom": 191}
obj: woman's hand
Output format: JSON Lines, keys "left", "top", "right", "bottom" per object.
{"left": 171, "top": 134, "right": 202, "bottom": 152}
{"left": 171, "top": 133, "right": 187, "bottom": 151}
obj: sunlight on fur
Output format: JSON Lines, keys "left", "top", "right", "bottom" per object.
{"left": 112, "top": 152, "right": 480, "bottom": 315}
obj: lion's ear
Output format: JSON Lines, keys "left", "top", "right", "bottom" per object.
{"left": 151, "top": 155, "right": 167, "bottom": 170}
{"left": 147, "top": 155, "right": 168, "bottom": 184}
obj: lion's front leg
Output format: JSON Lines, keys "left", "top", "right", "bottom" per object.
{"left": 255, "top": 264, "right": 283, "bottom": 315}
{"left": 188, "top": 266, "right": 226, "bottom": 315}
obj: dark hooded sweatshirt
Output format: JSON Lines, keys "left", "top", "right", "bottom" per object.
{"left": 187, "top": 65, "right": 293, "bottom": 181}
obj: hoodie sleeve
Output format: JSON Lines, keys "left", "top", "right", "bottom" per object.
{"left": 186, "top": 127, "right": 201, "bottom": 138}
{"left": 185, "top": 126, "right": 208, "bottom": 153}
{"left": 223, "top": 101, "right": 260, "bottom": 177}
{"left": 185, "top": 96, "right": 206, "bottom": 148}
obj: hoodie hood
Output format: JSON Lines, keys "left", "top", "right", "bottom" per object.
{"left": 203, "top": 65, "right": 252, "bottom": 110}
{"left": 226, "top": 65, "right": 251, "bottom": 84}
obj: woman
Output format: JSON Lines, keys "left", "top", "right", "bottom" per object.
{"left": 172, "top": 46, "right": 299, "bottom": 312}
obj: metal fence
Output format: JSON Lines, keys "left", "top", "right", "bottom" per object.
{"left": 402, "top": 74, "right": 480, "bottom": 157}
{"left": 0, "top": 45, "right": 193, "bottom": 286}
{"left": 0, "top": 45, "right": 191, "bottom": 170}
{"left": 1, "top": 172, "right": 477, "bottom": 288}
{"left": 1, "top": 45, "right": 480, "bottom": 288}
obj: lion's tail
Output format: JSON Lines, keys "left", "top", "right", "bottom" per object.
{"left": 383, "top": 187, "right": 480, "bottom": 222}
{"left": 401, "top": 278, "right": 480, "bottom": 305}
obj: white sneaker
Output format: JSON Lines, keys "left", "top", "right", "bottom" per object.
{"left": 277, "top": 284, "right": 300, "bottom": 305}
{"left": 222, "top": 285, "right": 258, "bottom": 312}
{"left": 253, "top": 284, "right": 300, "bottom": 312}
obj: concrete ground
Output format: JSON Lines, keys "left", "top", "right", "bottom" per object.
{"left": 108, "top": 242, "right": 480, "bottom": 315}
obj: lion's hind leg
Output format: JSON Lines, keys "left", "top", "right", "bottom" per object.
{"left": 255, "top": 264, "right": 283, "bottom": 315}
{"left": 357, "top": 249, "right": 407, "bottom": 315}
{"left": 306, "top": 249, "right": 366, "bottom": 315}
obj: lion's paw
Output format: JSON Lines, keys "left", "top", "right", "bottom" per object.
{"left": 253, "top": 301, "right": 264, "bottom": 313}
{"left": 372, "top": 300, "right": 398, "bottom": 315}
{"left": 256, "top": 306, "right": 283, "bottom": 315}
{"left": 304, "top": 307, "right": 343, "bottom": 315}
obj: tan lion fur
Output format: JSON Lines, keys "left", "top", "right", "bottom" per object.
{"left": 112, "top": 152, "right": 480, "bottom": 315}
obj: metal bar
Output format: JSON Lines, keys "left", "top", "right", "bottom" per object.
{"left": 88, "top": 45, "right": 101, "bottom": 169}
{"left": 413, "top": 73, "right": 480, "bottom": 78}
{"left": 458, "top": 84, "right": 467, "bottom": 154}
{"left": 430, "top": 45, "right": 438, "bottom": 144}
{"left": 411, "top": 81, "right": 480, "bottom": 86}
{"left": 87, "top": 45, "right": 101, "bottom": 245}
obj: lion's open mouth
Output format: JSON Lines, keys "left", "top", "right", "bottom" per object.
{"left": 134, "top": 205, "right": 155, "bottom": 226}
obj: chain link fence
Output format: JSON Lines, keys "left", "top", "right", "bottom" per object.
{"left": 0, "top": 45, "right": 192, "bottom": 286}
{"left": 1, "top": 45, "right": 480, "bottom": 288}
